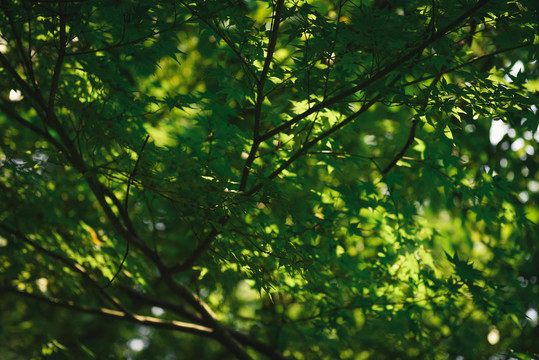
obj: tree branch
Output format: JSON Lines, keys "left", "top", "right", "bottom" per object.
{"left": 255, "top": 0, "right": 285, "bottom": 137}
{"left": 171, "top": 215, "right": 229, "bottom": 273}
{"left": 382, "top": 78, "right": 446, "bottom": 176}
{"left": 46, "top": 1, "right": 66, "bottom": 119}
{"left": 248, "top": 96, "right": 381, "bottom": 195}
{"left": 104, "top": 135, "right": 151, "bottom": 288}
{"left": 381, "top": 14, "right": 488, "bottom": 176}
{"left": 3, "top": 6, "right": 37, "bottom": 89}
{"left": 65, "top": 15, "right": 197, "bottom": 57}
{"left": 159, "top": 272, "right": 254, "bottom": 360}
{"left": 176, "top": 0, "right": 258, "bottom": 82}
{"left": 0, "top": 101, "right": 64, "bottom": 151}
{"left": 1, "top": 286, "right": 215, "bottom": 336}
{"left": 125, "top": 288, "right": 290, "bottom": 359}
{"left": 0, "top": 222, "right": 257, "bottom": 359}
{"left": 381, "top": 119, "right": 420, "bottom": 175}
{"left": 239, "top": 0, "right": 286, "bottom": 192}
{"left": 123, "top": 287, "right": 203, "bottom": 323}
{"left": 259, "top": 0, "right": 491, "bottom": 141}
{"left": 399, "top": 41, "right": 534, "bottom": 88}
{"left": 0, "top": 52, "right": 47, "bottom": 110}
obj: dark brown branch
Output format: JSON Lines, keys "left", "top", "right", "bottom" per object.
{"left": 4, "top": 7, "right": 37, "bottom": 89}
{"left": 239, "top": 141, "right": 261, "bottom": 192}
{"left": 239, "top": 0, "right": 286, "bottom": 192}
{"left": 1, "top": 286, "right": 215, "bottom": 336}
{"left": 381, "top": 119, "right": 420, "bottom": 175}
{"left": 124, "top": 135, "right": 150, "bottom": 211}
{"left": 382, "top": 16, "right": 482, "bottom": 176}
{"left": 247, "top": 96, "right": 381, "bottom": 195}
{"left": 124, "top": 288, "right": 289, "bottom": 359}
{"left": 0, "top": 52, "right": 47, "bottom": 109}
{"left": 321, "top": 0, "right": 345, "bottom": 100}
{"left": 400, "top": 41, "right": 534, "bottom": 88}
{"left": 259, "top": 0, "right": 491, "bottom": 142}
{"left": 171, "top": 215, "right": 229, "bottom": 273}
{"left": 123, "top": 287, "right": 203, "bottom": 323}
{"left": 47, "top": 1, "right": 66, "bottom": 118}
{"left": 24, "top": 4, "right": 38, "bottom": 92}
{"left": 381, "top": 77, "right": 443, "bottom": 175}
{"left": 255, "top": 0, "right": 285, "bottom": 137}
{"left": 104, "top": 135, "right": 151, "bottom": 288}
{"left": 159, "top": 272, "right": 253, "bottom": 360}
{"left": 0, "top": 101, "right": 64, "bottom": 151}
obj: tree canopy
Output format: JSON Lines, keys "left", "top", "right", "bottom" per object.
{"left": 0, "top": 0, "right": 538, "bottom": 359}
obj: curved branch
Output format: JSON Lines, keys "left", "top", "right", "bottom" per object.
{"left": 381, "top": 118, "right": 420, "bottom": 176}
{"left": 104, "top": 135, "right": 150, "bottom": 288}
{"left": 158, "top": 271, "right": 253, "bottom": 360}
{"left": 3, "top": 6, "right": 37, "bottom": 89}
{"left": 381, "top": 77, "right": 441, "bottom": 176}
{"left": 176, "top": 0, "right": 258, "bottom": 83}
{"left": 125, "top": 288, "right": 290, "bottom": 360}
{"left": 255, "top": 0, "right": 285, "bottom": 136}
{"left": 1, "top": 286, "right": 215, "bottom": 336}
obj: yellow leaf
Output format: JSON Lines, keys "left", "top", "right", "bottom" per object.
{"left": 89, "top": 227, "right": 101, "bottom": 245}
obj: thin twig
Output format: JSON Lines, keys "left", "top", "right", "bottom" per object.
{"left": 124, "top": 135, "right": 150, "bottom": 211}
{"left": 104, "top": 135, "right": 150, "bottom": 288}
{"left": 176, "top": 0, "right": 258, "bottom": 82}
{"left": 47, "top": 1, "right": 66, "bottom": 119}
{"left": 65, "top": 16, "right": 196, "bottom": 56}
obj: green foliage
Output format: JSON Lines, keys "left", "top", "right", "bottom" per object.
{"left": 0, "top": 0, "right": 538, "bottom": 359}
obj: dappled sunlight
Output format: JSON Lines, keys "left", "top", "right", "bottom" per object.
{"left": 0, "top": 0, "right": 537, "bottom": 358}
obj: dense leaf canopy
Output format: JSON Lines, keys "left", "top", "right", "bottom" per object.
{"left": 1, "top": 0, "right": 538, "bottom": 359}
